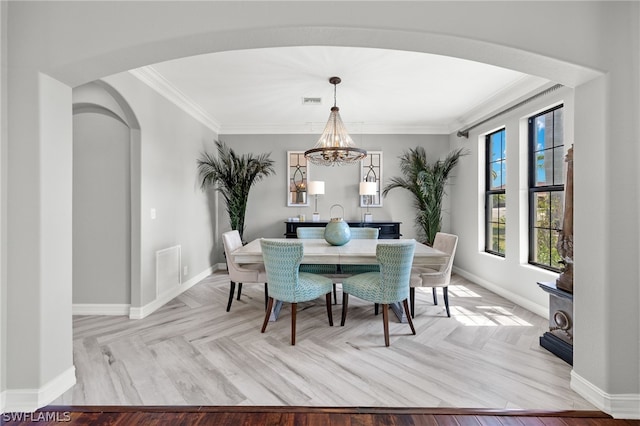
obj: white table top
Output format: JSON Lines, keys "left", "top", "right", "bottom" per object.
{"left": 231, "top": 238, "right": 448, "bottom": 267}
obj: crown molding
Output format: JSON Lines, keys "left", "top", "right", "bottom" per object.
{"left": 129, "top": 66, "right": 221, "bottom": 133}
{"left": 219, "top": 122, "right": 450, "bottom": 135}
{"left": 449, "top": 75, "right": 552, "bottom": 134}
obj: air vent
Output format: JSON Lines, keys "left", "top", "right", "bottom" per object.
{"left": 302, "top": 97, "right": 322, "bottom": 105}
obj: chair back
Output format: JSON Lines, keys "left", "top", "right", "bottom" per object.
{"left": 222, "top": 230, "right": 245, "bottom": 279}
{"left": 260, "top": 239, "right": 304, "bottom": 301}
{"left": 296, "top": 227, "right": 326, "bottom": 239}
{"left": 349, "top": 227, "right": 379, "bottom": 239}
{"left": 377, "top": 240, "right": 416, "bottom": 302}
{"left": 432, "top": 232, "right": 458, "bottom": 273}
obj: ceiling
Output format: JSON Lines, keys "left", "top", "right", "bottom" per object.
{"left": 136, "top": 46, "right": 551, "bottom": 135}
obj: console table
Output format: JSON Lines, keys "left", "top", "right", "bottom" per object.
{"left": 285, "top": 221, "right": 401, "bottom": 239}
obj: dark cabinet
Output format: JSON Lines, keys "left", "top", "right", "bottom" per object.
{"left": 285, "top": 221, "right": 401, "bottom": 239}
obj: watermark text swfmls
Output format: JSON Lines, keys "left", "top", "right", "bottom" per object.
{"left": 2, "top": 411, "right": 71, "bottom": 422}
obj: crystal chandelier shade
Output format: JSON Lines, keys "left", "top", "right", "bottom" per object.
{"left": 304, "top": 77, "right": 366, "bottom": 166}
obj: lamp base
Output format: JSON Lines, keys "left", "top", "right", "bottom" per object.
{"left": 363, "top": 212, "right": 373, "bottom": 222}
{"left": 312, "top": 213, "right": 321, "bottom": 222}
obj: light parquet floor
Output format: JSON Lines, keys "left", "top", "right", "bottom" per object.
{"left": 53, "top": 272, "right": 595, "bottom": 411}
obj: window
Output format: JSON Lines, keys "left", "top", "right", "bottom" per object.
{"left": 485, "top": 129, "right": 506, "bottom": 256}
{"left": 528, "top": 105, "right": 564, "bottom": 271}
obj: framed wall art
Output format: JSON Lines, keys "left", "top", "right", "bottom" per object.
{"left": 360, "top": 150, "right": 383, "bottom": 208}
{"left": 287, "top": 151, "right": 309, "bottom": 207}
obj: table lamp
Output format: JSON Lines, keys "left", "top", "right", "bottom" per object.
{"left": 359, "top": 181, "right": 377, "bottom": 222}
{"left": 307, "top": 181, "right": 325, "bottom": 222}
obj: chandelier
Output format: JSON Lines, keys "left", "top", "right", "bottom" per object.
{"left": 304, "top": 77, "right": 367, "bottom": 166}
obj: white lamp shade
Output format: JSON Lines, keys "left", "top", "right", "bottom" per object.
{"left": 307, "top": 181, "right": 325, "bottom": 195}
{"left": 359, "top": 181, "right": 377, "bottom": 196}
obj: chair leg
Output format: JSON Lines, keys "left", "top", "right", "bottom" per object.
{"left": 382, "top": 304, "right": 390, "bottom": 347}
{"left": 443, "top": 287, "right": 451, "bottom": 317}
{"left": 226, "top": 281, "right": 236, "bottom": 312}
{"left": 340, "top": 293, "right": 349, "bottom": 326}
{"left": 325, "top": 293, "right": 334, "bottom": 326}
{"left": 432, "top": 287, "right": 438, "bottom": 305}
{"left": 333, "top": 283, "right": 337, "bottom": 305}
{"left": 410, "top": 287, "right": 415, "bottom": 318}
{"left": 237, "top": 282, "right": 243, "bottom": 300}
{"left": 261, "top": 297, "right": 274, "bottom": 333}
{"left": 374, "top": 303, "right": 379, "bottom": 315}
{"left": 291, "top": 303, "right": 297, "bottom": 345}
{"left": 403, "top": 299, "right": 416, "bottom": 335}
{"left": 264, "top": 283, "right": 269, "bottom": 311}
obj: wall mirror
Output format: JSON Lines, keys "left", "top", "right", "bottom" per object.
{"left": 287, "top": 151, "right": 309, "bottom": 206}
{"left": 360, "top": 151, "right": 383, "bottom": 207}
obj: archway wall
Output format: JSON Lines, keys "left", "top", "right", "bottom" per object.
{"left": 2, "top": 0, "right": 639, "bottom": 416}
{"left": 11, "top": 2, "right": 605, "bottom": 88}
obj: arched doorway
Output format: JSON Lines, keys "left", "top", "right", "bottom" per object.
{"left": 72, "top": 81, "right": 142, "bottom": 315}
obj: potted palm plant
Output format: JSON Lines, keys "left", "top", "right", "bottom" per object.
{"left": 197, "top": 140, "right": 275, "bottom": 241}
{"left": 383, "top": 146, "right": 467, "bottom": 245}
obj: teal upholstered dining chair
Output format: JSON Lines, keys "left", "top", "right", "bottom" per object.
{"left": 340, "top": 240, "right": 416, "bottom": 347}
{"left": 340, "top": 227, "right": 380, "bottom": 275}
{"left": 296, "top": 227, "right": 326, "bottom": 239}
{"left": 260, "top": 239, "right": 334, "bottom": 345}
{"left": 348, "top": 227, "right": 379, "bottom": 239}
{"left": 296, "top": 227, "right": 340, "bottom": 303}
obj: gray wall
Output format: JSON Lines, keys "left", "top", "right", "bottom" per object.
{"left": 73, "top": 111, "right": 131, "bottom": 304}
{"left": 0, "top": 0, "right": 6, "bottom": 398}
{"left": 220, "top": 134, "right": 451, "bottom": 257}
{"left": 71, "top": 76, "right": 218, "bottom": 312}
{"left": 101, "top": 72, "right": 218, "bottom": 308}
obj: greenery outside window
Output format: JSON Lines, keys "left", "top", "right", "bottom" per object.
{"left": 528, "top": 105, "right": 564, "bottom": 271}
{"left": 485, "top": 128, "right": 506, "bottom": 256}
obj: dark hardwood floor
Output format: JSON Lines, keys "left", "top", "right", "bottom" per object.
{"left": 3, "top": 406, "right": 639, "bottom": 426}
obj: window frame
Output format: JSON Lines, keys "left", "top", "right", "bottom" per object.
{"left": 528, "top": 104, "right": 564, "bottom": 272}
{"left": 485, "top": 128, "right": 507, "bottom": 257}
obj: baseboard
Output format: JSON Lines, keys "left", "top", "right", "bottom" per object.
{"left": 2, "top": 366, "right": 75, "bottom": 414}
{"left": 72, "top": 303, "right": 130, "bottom": 316}
{"left": 129, "top": 266, "right": 214, "bottom": 319}
{"left": 571, "top": 371, "right": 640, "bottom": 419}
{"left": 452, "top": 266, "right": 547, "bottom": 318}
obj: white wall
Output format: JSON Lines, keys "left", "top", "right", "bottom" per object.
{"left": 2, "top": 0, "right": 638, "bottom": 417}
{"left": 449, "top": 86, "right": 574, "bottom": 317}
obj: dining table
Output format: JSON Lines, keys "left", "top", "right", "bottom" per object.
{"left": 230, "top": 238, "right": 450, "bottom": 322}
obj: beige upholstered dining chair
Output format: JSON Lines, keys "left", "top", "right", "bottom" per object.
{"left": 222, "top": 230, "right": 268, "bottom": 312}
{"left": 409, "top": 232, "right": 458, "bottom": 318}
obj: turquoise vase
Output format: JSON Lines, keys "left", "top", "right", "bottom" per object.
{"left": 324, "top": 204, "right": 351, "bottom": 246}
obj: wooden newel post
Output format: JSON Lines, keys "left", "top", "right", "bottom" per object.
{"left": 556, "top": 145, "right": 574, "bottom": 293}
